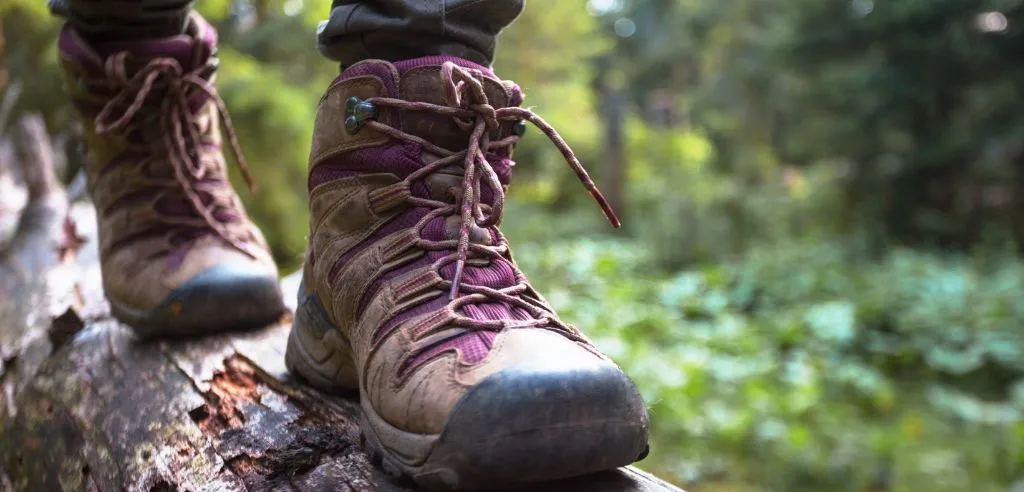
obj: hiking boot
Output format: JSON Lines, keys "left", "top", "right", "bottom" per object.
{"left": 285, "top": 57, "right": 649, "bottom": 489}
{"left": 57, "top": 13, "right": 285, "bottom": 337}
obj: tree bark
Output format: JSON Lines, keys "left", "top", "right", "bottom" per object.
{"left": 0, "top": 117, "right": 683, "bottom": 492}
{"left": 598, "top": 76, "right": 627, "bottom": 219}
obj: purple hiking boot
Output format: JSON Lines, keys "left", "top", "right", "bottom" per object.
{"left": 285, "top": 56, "right": 649, "bottom": 490}
{"left": 57, "top": 12, "right": 285, "bottom": 337}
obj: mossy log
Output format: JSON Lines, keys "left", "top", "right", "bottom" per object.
{"left": 0, "top": 115, "right": 683, "bottom": 492}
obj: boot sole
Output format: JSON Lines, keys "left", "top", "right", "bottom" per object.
{"left": 108, "top": 265, "right": 286, "bottom": 338}
{"left": 286, "top": 284, "right": 649, "bottom": 490}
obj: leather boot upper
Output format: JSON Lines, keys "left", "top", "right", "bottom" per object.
{"left": 304, "top": 56, "right": 639, "bottom": 435}
{"left": 57, "top": 13, "right": 278, "bottom": 312}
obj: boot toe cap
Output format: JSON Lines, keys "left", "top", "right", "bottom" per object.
{"left": 114, "top": 263, "right": 286, "bottom": 337}
{"left": 425, "top": 336, "right": 649, "bottom": 487}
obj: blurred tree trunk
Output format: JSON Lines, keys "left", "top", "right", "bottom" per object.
{"left": 601, "top": 87, "right": 627, "bottom": 218}
{"left": 595, "top": 59, "right": 627, "bottom": 219}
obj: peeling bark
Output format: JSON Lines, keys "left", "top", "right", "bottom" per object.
{"left": 0, "top": 120, "right": 684, "bottom": 492}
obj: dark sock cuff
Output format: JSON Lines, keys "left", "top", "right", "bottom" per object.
{"left": 51, "top": 0, "right": 193, "bottom": 41}
{"left": 317, "top": 0, "right": 524, "bottom": 67}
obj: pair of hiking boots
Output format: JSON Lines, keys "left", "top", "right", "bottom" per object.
{"left": 59, "top": 13, "right": 648, "bottom": 489}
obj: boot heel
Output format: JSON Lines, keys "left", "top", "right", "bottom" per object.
{"left": 285, "top": 282, "right": 359, "bottom": 393}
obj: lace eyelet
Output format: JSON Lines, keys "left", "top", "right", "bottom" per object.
{"left": 511, "top": 120, "right": 527, "bottom": 136}
{"left": 345, "top": 96, "right": 377, "bottom": 133}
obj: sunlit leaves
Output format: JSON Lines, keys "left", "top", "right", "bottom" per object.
{"left": 513, "top": 236, "right": 1024, "bottom": 489}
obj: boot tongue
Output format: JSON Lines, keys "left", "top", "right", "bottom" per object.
{"left": 393, "top": 56, "right": 495, "bottom": 77}
{"left": 90, "top": 13, "right": 215, "bottom": 70}
{"left": 337, "top": 57, "right": 520, "bottom": 198}
{"left": 338, "top": 56, "right": 495, "bottom": 89}
{"left": 391, "top": 56, "right": 526, "bottom": 110}
{"left": 79, "top": 15, "right": 217, "bottom": 113}
{"left": 368, "top": 56, "right": 517, "bottom": 153}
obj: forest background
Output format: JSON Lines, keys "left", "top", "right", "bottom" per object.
{"left": 5, "top": 0, "right": 1024, "bottom": 490}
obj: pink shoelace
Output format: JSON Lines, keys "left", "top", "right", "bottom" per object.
{"left": 363, "top": 62, "right": 620, "bottom": 336}
{"left": 93, "top": 53, "right": 257, "bottom": 258}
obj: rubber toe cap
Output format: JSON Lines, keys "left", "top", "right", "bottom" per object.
{"left": 131, "top": 264, "right": 285, "bottom": 337}
{"left": 428, "top": 346, "right": 650, "bottom": 487}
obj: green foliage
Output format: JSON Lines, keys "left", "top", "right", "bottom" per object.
{"left": 770, "top": 0, "right": 1024, "bottom": 247}
{"left": 7, "top": 0, "right": 1024, "bottom": 489}
{"left": 214, "top": 46, "right": 314, "bottom": 266}
{"left": 602, "top": 0, "right": 1024, "bottom": 249}
{"left": 514, "top": 238, "right": 1024, "bottom": 490}
{"left": 1, "top": 3, "right": 67, "bottom": 129}
{"left": 620, "top": 118, "right": 847, "bottom": 269}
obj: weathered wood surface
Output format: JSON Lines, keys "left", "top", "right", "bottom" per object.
{"left": 0, "top": 116, "right": 683, "bottom": 492}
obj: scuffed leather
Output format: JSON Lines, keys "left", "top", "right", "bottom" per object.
{"left": 305, "top": 60, "right": 615, "bottom": 435}
{"left": 59, "top": 15, "right": 278, "bottom": 312}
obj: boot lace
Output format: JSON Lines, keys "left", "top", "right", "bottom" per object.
{"left": 363, "top": 62, "right": 619, "bottom": 336}
{"left": 93, "top": 52, "right": 258, "bottom": 258}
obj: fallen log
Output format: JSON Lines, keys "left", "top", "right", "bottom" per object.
{"left": 0, "top": 117, "right": 683, "bottom": 492}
